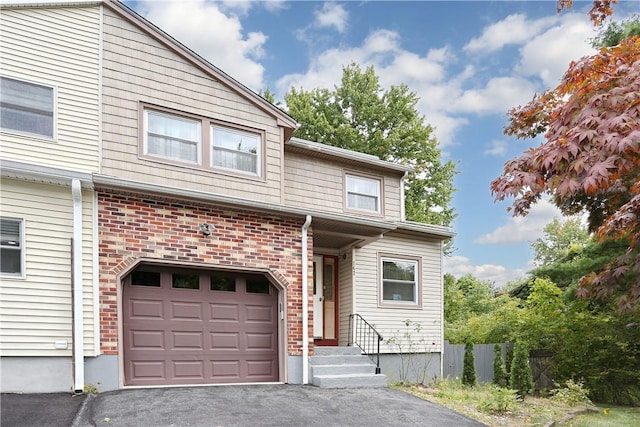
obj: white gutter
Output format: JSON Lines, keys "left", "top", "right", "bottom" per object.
{"left": 301, "top": 215, "right": 312, "bottom": 384}
{"left": 72, "top": 179, "right": 85, "bottom": 393}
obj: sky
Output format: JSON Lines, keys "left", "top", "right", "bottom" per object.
{"left": 124, "top": 0, "right": 636, "bottom": 287}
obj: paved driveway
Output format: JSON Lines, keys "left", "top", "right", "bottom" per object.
{"left": 72, "top": 385, "right": 485, "bottom": 426}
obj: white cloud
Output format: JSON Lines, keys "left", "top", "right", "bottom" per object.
{"left": 516, "top": 14, "right": 597, "bottom": 87}
{"left": 474, "top": 199, "right": 563, "bottom": 245}
{"left": 137, "top": 0, "right": 266, "bottom": 90}
{"left": 464, "top": 14, "right": 556, "bottom": 53}
{"left": 444, "top": 255, "right": 527, "bottom": 288}
{"left": 484, "top": 139, "right": 509, "bottom": 156}
{"left": 263, "top": 0, "right": 287, "bottom": 12}
{"left": 450, "top": 76, "right": 537, "bottom": 115}
{"left": 315, "top": 2, "right": 348, "bottom": 33}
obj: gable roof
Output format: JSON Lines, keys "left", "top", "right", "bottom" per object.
{"left": 102, "top": 0, "right": 298, "bottom": 138}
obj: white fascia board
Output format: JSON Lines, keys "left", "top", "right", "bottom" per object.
{"left": 0, "top": 159, "right": 93, "bottom": 187}
{"left": 287, "top": 138, "right": 414, "bottom": 174}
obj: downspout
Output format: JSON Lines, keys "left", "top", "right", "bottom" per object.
{"left": 72, "top": 179, "right": 85, "bottom": 393}
{"left": 400, "top": 171, "right": 408, "bottom": 221}
{"left": 301, "top": 215, "right": 312, "bottom": 384}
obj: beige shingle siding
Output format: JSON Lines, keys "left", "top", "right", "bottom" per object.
{"left": 100, "top": 7, "right": 284, "bottom": 202}
{"left": 0, "top": 5, "right": 101, "bottom": 172}
{"left": 354, "top": 233, "right": 442, "bottom": 353}
{"left": 284, "top": 151, "right": 403, "bottom": 220}
{"left": 0, "top": 179, "right": 96, "bottom": 356}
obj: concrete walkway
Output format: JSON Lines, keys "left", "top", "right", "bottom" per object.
{"left": 3, "top": 385, "right": 486, "bottom": 427}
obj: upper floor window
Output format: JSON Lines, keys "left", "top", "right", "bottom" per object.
{"left": 144, "top": 109, "right": 201, "bottom": 164}
{"left": 345, "top": 174, "right": 381, "bottom": 213}
{"left": 379, "top": 255, "right": 421, "bottom": 307}
{"left": 141, "top": 106, "right": 263, "bottom": 178}
{"left": 211, "top": 126, "right": 260, "bottom": 175}
{"left": 0, "top": 76, "right": 54, "bottom": 138}
{"left": 1, "top": 218, "right": 23, "bottom": 277}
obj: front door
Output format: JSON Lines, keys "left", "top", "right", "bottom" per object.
{"left": 313, "top": 255, "right": 338, "bottom": 345}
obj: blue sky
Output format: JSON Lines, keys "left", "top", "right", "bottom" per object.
{"left": 128, "top": 0, "right": 637, "bottom": 287}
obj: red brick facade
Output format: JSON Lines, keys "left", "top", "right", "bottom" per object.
{"left": 98, "top": 191, "right": 312, "bottom": 356}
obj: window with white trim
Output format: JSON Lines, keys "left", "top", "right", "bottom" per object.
{"left": 211, "top": 126, "right": 260, "bottom": 175}
{"left": 345, "top": 174, "right": 381, "bottom": 213}
{"left": 0, "top": 76, "right": 54, "bottom": 138}
{"left": 1, "top": 218, "right": 23, "bottom": 276}
{"left": 380, "top": 255, "right": 420, "bottom": 306}
{"left": 144, "top": 109, "right": 201, "bottom": 164}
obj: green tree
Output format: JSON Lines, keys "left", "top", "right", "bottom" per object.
{"left": 285, "top": 63, "right": 457, "bottom": 226}
{"left": 492, "top": 344, "right": 508, "bottom": 388}
{"left": 510, "top": 341, "right": 534, "bottom": 398}
{"left": 591, "top": 15, "right": 640, "bottom": 48}
{"left": 462, "top": 342, "right": 476, "bottom": 386}
{"left": 531, "top": 217, "right": 591, "bottom": 267}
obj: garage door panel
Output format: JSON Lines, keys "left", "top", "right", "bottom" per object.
{"left": 209, "top": 303, "right": 240, "bottom": 321}
{"left": 129, "top": 298, "right": 164, "bottom": 319}
{"left": 171, "top": 301, "right": 203, "bottom": 320}
{"left": 211, "top": 360, "right": 241, "bottom": 379}
{"left": 172, "top": 361, "right": 205, "bottom": 380}
{"left": 210, "top": 332, "right": 240, "bottom": 350}
{"left": 246, "top": 360, "right": 276, "bottom": 378}
{"left": 246, "top": 332, "right": 275, "bottom": 351}
{"left": 171, "top": 331, "right": 203, "bottom": 349}
{"left": 245, "top": 304, "right": 274, "bottom": 322}
{"left": 129, "top": 330, "right": 165, "bottom": 349}
{"left": 131, "top": 360, "right": 166, "bottom": 379}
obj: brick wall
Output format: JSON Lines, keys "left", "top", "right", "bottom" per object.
{"left": 98, "top": 191, "right": 312, "bottom": 356}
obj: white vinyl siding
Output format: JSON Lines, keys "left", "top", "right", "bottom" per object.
{"left": 284, "top": 151, "right": 403, "bottom": 220}
{"left": 0, "top": 179, "right": 96, "bottom": 356}
{"left": 0, "top": 5, "right": 100, "bottom": 172}
{"left": 101, "top": 8, "right": 281, "bottom": 202}
{"left": 353, "top": 233, "right": 442, "bottom": 353}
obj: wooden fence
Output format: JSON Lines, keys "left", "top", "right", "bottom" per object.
{"left": 443, "top": 341, "right": 554, "bottom": 390}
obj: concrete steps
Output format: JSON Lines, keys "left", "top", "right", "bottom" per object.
{"left": 310, "top": 346, "right": 387, "bottom": 388}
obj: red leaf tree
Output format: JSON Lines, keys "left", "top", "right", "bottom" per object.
{"left": 491, "top": 34, "right": 640, "bottom": 311}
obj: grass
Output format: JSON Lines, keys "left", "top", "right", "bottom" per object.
{"left": 393, "top": 380, "right": 599, "bottom": 427}
{"left": 563, "top": 406, "right": 640, "bottom": 426}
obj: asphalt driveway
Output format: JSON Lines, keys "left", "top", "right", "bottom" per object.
{"left": 4, "top": 385, "right": 486, "bottom": 427}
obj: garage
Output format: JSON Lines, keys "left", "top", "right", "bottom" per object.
{"left": 123, "top": 268, "right": 279, "bottom": 386}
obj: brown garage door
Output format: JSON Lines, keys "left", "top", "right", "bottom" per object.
{"left": 123, "top": 269, "right": 278, "bottom": 386}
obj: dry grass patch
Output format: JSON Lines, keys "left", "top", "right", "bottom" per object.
{"left": 394, "top": 381, "right": 597, "bottom": 427}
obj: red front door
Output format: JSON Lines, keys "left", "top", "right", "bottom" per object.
{"left": 313, "top": 255, "right": 338, "bottom": 346}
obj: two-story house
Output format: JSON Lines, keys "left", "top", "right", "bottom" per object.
{"left": 0, "top": 0, "right": 454, "bottom": 393}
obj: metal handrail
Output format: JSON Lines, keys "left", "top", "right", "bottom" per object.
{"left": 348, "top": 313, "right": 383, "bottom": 374}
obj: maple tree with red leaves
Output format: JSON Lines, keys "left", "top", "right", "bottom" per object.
{"left": 492, "top": 2, "right": 640, "bottom": 311}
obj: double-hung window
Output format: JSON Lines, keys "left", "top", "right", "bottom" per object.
{"left": 141, "top": 107, "right": 263, "bottom": 177}
{"left": 144, "top": 109, "right": 201, "bottom": 164}
{"left": 0, "top": 76, "right": 54, "bottom": 138}
{"left": 346, "top": 174, "right": 381, "bottom": 213}
{"left": 1, "top": 218, "right": 23, "bottom": 276}
{"left": 211, "top": 126, "right": 260, "bottom": 175}
{"left": 380, "top": 255, "right": 420, "bottom": 307}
